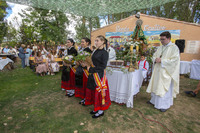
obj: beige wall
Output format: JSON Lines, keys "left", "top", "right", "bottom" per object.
{"left": 91, "top": 14, "right": 200, "bottom": 61}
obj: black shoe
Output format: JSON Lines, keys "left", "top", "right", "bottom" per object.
{"left": 79, "top": 100, "right": 84, "bottom": 104}
{"left": 90, "top": 111, "right": 98, "bottom": 114}
{"left": 68, "top": 93, "right": 74, "bottom": 97}
{"left": 160, "top": 109, "right": 167, "bottom": 112}
{"left": 92, "top": 112, "right": 104, "bottom": 118}
{"left": 185, "top": 91, "right": 193, "bottom": 94}
{"left": 82, "top": 102, "right": 85, "bottom": 106}
{"left": 146, "top": 101, "right": 153, "bottom": 105}
{"left": 190, "top": 92, "right": 197, "bottom": 97}
{"left": 65, "top": 93, "right": 70, "bottom": 96}
{"left": 185, "top": 91, "right": 196, "bottom": 97}
{"left": 79, "top": 99, "right": 85, "bottom": 104}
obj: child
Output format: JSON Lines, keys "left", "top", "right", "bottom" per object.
{"left": 138, "top": 54, "right": 149, "bottom": 79}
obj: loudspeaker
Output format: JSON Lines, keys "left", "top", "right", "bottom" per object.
{"left": 175, "top": 39, "right": 185, "bottom": 53}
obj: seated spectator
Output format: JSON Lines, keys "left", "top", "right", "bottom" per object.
{"left": 8, "top": 46, "right": 17, "bottom": 62}
{"left": 46, "top": 52, "right": 59, "bottom": 75}
{"left": 8, "top": 47, "right": 16, "bottom": 55}
{"left": 14, "top": 46, "right": 19, "bottom": 57}
{"left": 3, "top": 45, "right": 10, "bottom": 54}
{"left": 35, "top": 51, "right": 47, "bottom": 76}
{"left": 32, "top": 43, "right": 38, "bottom": 52}
{"left": 58, "top": 49, "right": 63, "bottom": 58}
{"left": 52, "top": 49, "right": 58, "bottom": 58}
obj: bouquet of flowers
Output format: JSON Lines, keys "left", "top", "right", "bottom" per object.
{"left": 74, "top": 51, "right": 92, "bottom": 66}
{"left": 62, "top": 55, "right": 74, "bottom": 64}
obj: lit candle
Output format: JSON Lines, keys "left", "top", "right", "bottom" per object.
{"left": 136, "top": 45, "right": 139, "bottom": 52}
{"left": 130, "top": 45, "right": 133, "bottom": 52}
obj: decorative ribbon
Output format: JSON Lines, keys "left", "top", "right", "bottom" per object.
{"left": 70, "top": 66, "right": 76, "bottom": 74}
{"left": 93, "top": 70, "right": 107, "bottom": 105}
{"left": 83, "top": 69, "right": 89, "bottom": 78}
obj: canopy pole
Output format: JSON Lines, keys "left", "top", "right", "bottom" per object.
{"left": 89, "top": 17, "right": 92, "bottom": 40}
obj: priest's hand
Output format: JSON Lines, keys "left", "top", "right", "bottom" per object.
{"left": 155, "top": 58, "right": 161, "bottom": 63}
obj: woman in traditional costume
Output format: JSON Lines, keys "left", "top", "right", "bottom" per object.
{"left": 75, "top": 37, "right": 93, "bottom": 105}
{"left": 81, "top": 35, "right": 111, "bottom": 118}
{"left": 61, "top": 39, "right": 78, "bottom": 97}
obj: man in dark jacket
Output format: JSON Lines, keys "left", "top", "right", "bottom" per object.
{"left": 18, "top": 44, "right": 26, "bottom": 68}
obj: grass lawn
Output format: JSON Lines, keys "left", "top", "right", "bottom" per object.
{"left": 0, "top": 64, "right": 200, "bottom": 133}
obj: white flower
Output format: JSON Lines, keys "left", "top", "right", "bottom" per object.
{"left": 133, "top": 41, "right": 140, "bottom": 47}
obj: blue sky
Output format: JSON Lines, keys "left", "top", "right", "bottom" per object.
{"left": 5, "top": 3, "right": 14, "bottom": 19}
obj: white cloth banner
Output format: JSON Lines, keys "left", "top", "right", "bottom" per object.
{"left": 0, "top": 58, "right": 14, "bottom": 70}
{"left": 190, "top": 60, "right": 200, "bottom": 80}
{"left": 180, "top": 61, "right": 191, "bottom": 74}
{"left": 106, "top": 68, "right": 144, "bottom": 108}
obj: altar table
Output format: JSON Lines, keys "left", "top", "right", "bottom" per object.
{"left": 190, "top": 60, "right": 200, "bottom": 80}
{"left": 106, "top": 68, "right": 144, "bottom": 108}
{"left": 180, "top": 61, "right": 191, "bottom": 74}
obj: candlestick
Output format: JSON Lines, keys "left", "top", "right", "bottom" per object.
{"left": 136, "top": 45, "right": 139, "bottom": 52}
{"left": 128, "top": 45, "right": 135, "bottom": 72}
{"left": 130, "top": 45, "right": 133, "bottom": 52}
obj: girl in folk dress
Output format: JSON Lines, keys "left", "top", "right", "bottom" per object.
{"left": 81, "top": 35, "right": 111, "bottom": 118}
{"left": 75, "top": 37, "right": 93, "bottom": 105}
{"left": 61, "top": 39, "right": 78, "bottom": 97}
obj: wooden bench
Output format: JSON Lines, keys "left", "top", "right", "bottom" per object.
{"left": 29, "top": 57, "right": 63, "bottom": 67}
{"left": 54, "top": 58, "right": 63, "bottom": 67}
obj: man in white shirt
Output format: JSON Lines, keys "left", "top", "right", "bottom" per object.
{"left": 138, "top": 55, "right": 149, "bottom": 79}
{"left": 3, "top": 45, "right": 10, "bottom": 54}
{"left": 107, "top": 41, "right": 116, "bottom": 65}
{"left": 146, "top": 31, "right": 180, "bottom": 112}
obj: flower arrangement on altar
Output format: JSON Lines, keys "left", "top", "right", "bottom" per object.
{"left": 116, "top": 39, "right": 141, "bottom": 67}
{"left": 143, "top": 46, "right": 158, "bottom": 66}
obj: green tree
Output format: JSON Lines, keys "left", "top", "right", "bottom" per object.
{"left": 101, "top": 0, "right": 200, "bottom": 25}
{"left": 140, "top": 0, "right": 200, "bottom": 23}
{"left": 75, "top": 16, "right": 100, "bottom": 43}
{"left": 18, "top": 7, "right": 70, "bottom": 43}
{"left": 0, "top": 0, "right": 10, "bottom": 43}
{"left": 5, "top": 21, "right": 19, "bottom": 45}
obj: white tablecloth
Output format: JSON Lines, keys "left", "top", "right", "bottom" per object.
{"left": 180, "top": 61, "right": 191, "bottom": 74}
{"left": 0, "top": 58, "right": 14, "bottom": 70}
{"left": 106, "top": 68, "right": 144, "bottom": 108}
{"left": 190, "top": 60, "right": 200, "bottom": 80}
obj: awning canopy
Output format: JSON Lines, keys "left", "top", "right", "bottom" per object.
{"left": 5, "top": 0, "right": 177, "bottom": 17}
